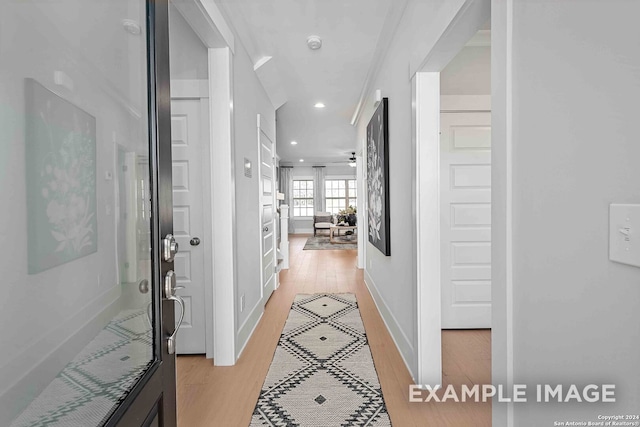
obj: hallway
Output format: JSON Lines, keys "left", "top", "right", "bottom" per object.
{"left": 176, "top": 236, "right": 490, "bottom": 426}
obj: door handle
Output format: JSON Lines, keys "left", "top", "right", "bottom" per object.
{"left": 164, "top": 270, "right": 185, "bottom": 355}
{"left": 190, "top": 237, "right": 201, "bottom": 246}
{"left": 138, "top": 279, "right": 150, "bottom": 294}
{"left": 263, "top": 226, "right": 269, "bottom": 233}
{"left": 166, "top": 294, "right": 184, "bottom": 355}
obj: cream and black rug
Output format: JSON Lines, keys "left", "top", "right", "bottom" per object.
{"left": 250, "top": 293, "right": 391, "bottom": 426}
{"left": 303, "top": 236, "right": 357, "bottom": 250}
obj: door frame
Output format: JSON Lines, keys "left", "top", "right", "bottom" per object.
{"left": 170, "top": 82, "right": 212, "bottom": 355}
{"left": 169, "top": 0, "right": 237, "bottom": 365}
{"left": 413, "top": 0, "right": 515, "bottom": 425}
{"left": 257, "top": 113, "right": 278, "bottom": 306}
{"left": 411, "top": 0, "right": 493, "bottom": 387}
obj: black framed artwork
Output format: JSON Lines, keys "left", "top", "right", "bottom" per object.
{"left": 366, "top": 97, "right": 390, "bottom": 256}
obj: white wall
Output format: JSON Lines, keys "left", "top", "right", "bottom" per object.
{"left": 355, "top": 0, "right": 445, "bottom": 377}
{"left": 492, "top": 1, "right": 640, "bottom": 424}
{"left": 440, "top": 46, "right": 491, "bottom": 95}
{"left": 169, "top": 7, "right": 209, "bottom": 80}
{"left": 230, "top": 26, "right": 277, "bottom": 354}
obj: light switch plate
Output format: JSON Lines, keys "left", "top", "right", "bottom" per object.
{"left": 609, "top": 204, "right": 640, "bottom": 267}
{"left": 244, "top": 158, "right": 252, "bottom": 178}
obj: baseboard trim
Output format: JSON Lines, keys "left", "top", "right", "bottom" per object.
{"left": 292, "top": 228, "right": 314, "bottom": 235}
{"left": 364, "top": 270, "right": 416, "bottom": 382}
{"left": 235, "top": 298, "right": 264, "bottom": 360}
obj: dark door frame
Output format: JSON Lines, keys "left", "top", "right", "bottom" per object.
{"left": 106, "top": 0, "right": 177, "bottom": 425}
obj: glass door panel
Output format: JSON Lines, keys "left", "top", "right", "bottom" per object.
{"left": 0, "top": 0, "right": 161, "bottom": 425}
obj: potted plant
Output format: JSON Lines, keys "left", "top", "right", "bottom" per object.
{"left": 338, "top": 206, "right": 357, "bottom": 226}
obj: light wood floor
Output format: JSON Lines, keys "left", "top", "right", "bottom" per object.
{"left": 177, "top": 235, "right": 491, "bottom": 426}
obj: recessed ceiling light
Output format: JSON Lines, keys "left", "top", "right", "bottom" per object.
{"left": 314, "top": 102, "right": 325, "bottom": 109}
{"left": 291, "top": 141, "right": 298, "bottom": 145}
{"left": 307, "top": 35, "right": 322, "bottom": 50}
{"left": 299, "top": 159, "right": 304, "bottom": 162}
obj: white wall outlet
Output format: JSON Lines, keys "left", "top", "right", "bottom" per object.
{"left": 609, "top": 204, "right": 640, "bottom": 268}
{"left": 240, "top": 294, "right": 245, "bottom": 312}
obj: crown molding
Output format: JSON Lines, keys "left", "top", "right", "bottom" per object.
{"left": 173, "top": 0, "right": 236, "bottom": 52}
{"left": 214, "top": 0, "right": 260, "bottom": 62}
{"left": 350, "top": 0, "right": 409, "bottom": 127}
{"left": 409, "top": 0, "right": 490, "bottom": 76}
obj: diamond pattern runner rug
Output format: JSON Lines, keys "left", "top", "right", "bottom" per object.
{"left": 250, "top": 293, "right": 391, "bottom": 426}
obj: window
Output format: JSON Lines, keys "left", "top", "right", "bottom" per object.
{"left": 325, "top": 179, "right": 357, "bottom": 214}
{"left": 293, "top": 180, "right": 314, "bottom": 217}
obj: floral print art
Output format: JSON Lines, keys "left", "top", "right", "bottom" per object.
{"left": 26, "top": 79, "right": 97, "bottom": 273}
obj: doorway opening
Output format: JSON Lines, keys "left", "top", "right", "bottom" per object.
{"left": 413, "top": 1, "right": 493, "bottom": 391}
{"left": 167, "top": 0, "right": 237, "bottom": 368}
{"left": 438, "top": 25, "right": 492, "bottom": 393}
{"left": 168, "top": 3, "right": 211, "bottom": 356}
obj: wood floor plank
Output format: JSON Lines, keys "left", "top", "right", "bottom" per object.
{"left": 177, "top": 235, "right": 491, "bottom": 426}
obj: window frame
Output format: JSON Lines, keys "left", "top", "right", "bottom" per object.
{"left": 292, "top": 179, "right": 315, "bottom": 217}
{"left": 324, "top": 178, "right": 357, "bottom": 215}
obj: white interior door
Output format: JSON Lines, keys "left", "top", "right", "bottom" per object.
{"left": 171, "top": 98, "right": 206, "bottom": 353}
{"left": 258, "top": 115, "right": 277, "bottom": 304}
{"left": 440, "top": 112, "right": 492, "bottom": 328}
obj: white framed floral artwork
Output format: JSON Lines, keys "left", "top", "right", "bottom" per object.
{"left": 25, "top": 78, "right": 97, "bottom": 274}
{"left": 366, "top": 97, "right": 390, "bottom": 256}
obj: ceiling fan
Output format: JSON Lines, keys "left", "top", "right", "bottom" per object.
{"left": 331, "top": 152, "right": 357, "bottom": 167}
{"left": 348, "top": 152, "right": 357, "bottom": 167}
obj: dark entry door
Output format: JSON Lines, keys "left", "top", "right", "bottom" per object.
{"left": 0, "top": 1, "right": 177, "bottom": 426}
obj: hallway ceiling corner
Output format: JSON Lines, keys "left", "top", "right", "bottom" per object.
{"left": 214, "top": 0, "right": 399, "bottom": 164}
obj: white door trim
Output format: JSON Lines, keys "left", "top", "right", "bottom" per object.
{"left": 491, "top": 1, "right": 515, "bottom": 425}
{"left": 169, "top": 85, "right": 211, "bottom": 354}
{"left": 173, "top": 0, "right": 239, "bottom": 365}
{"left": 412, "top": 4, "right": 516, "bottom": 425}
{"left": 413, "top": 72, "right": 442, "bottom": 387}
{"left": 409, "top": 0, "right": 491, "bottom": 77}
{"left": 170, "top": 0, "right": 235, "bottom": 53}
{"left": 171, "top": 0, "right": 241, "bottom": 366}
{"left": 209, "top": 47, "right": 236, "bottom": 365}
{"left": 171, "top": 0, "right": 237, "bottom": 366}
{"left": 257, "top": 113, "right": 277, "bottom": 306}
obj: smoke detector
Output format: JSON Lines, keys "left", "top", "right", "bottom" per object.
{"left": 307, "top": 35, "right": 322, "bottom": 50}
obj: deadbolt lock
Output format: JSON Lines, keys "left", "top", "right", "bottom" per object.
{"left": 163, "top": 234, "right": 179, "bottom": 262}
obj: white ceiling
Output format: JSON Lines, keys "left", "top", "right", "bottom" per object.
{"left": 215, "top": 0, "right": 395, "bottom": 165}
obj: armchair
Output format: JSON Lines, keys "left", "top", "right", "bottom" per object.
{"left": 313, "top": 212, "right": 333, "bottom": 236}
